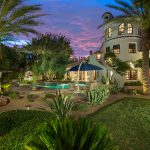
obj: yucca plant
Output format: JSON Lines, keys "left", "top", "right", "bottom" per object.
{"left": 86, "top": 86, "right": 110, "bottom": 105}
{"left": 46, "top": 94, "right": 74, "bottom": 119}
{"left": 24, "top": 118, "right": 119, "bottom": 150}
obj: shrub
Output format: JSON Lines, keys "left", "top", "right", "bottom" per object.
{"left": 1, "top": 83, "right": 11, "bottom": 95}
{"left": 25, "top": 118, "right": 119, "bottom": 150}
{"left": 86, "top": 86, "right": 110, "bottom": 105}
{"left": 109, "top": 83, "right": 120, "bottom": 94}
{"left": 124, "top": 81, "right": 142, "bottom": 86}
{"left": 72, "top": 102, "right": 90, "bottom": 111}
{"left": 0, "top": 110, "right": 52, "bottom": 149}
{"left": 7, "top": 91, "right": 20, "bottom": 99}
{"left": 27, "top": 94, "right": 39, "bottom": 102}
{"left": 46, "top": 94, "right": 74, "bottom": 119}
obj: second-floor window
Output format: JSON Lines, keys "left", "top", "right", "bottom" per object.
{"left": 129, "top": 43, "right": 136, "bottom": 53}
{"left": 113, "top": 44, "right": 120, "bottom": 54}
{"left": 108, "top": 27, "right": 112, "bottom": 38}
{"left": 118, "top": 23, "right": 125, "bottom": 35}
{"left": 127, "top": 23, "right": 133, "bottom": 34}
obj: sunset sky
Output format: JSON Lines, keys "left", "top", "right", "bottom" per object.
{"left": 19, "top": 0, "right": 121, "bottom": 56}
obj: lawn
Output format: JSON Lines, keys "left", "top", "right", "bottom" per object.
{"left": 0, "top": 110, "right": 53, "bottom": 149}
{"left": 89, "top": 97, "right": 150, "bottom": 150}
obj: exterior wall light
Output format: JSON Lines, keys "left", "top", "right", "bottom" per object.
{"left": 96, "top": 53, "right": 101, "bottom": 60}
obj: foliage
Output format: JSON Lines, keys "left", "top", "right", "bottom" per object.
{"left": 25, "top": 118, "right": 119, "bottom": 150}
{"left": 104, "top": 52, "right": 117, "bottom": 67}
{"left": 7, "top": 91, "right": 20, "bottom": 99}
{"left": 1, "top": 83, "right": 11, "bottom": 95}
{"left": 0, "top": 110, "right": 52, "bottom": 149}
{"left": 46, "top": 93, "right": 74, "bottom": 119}
{"left": 109, "top": 83, "right": 121, "bottom": 94}
{"left": 25, "top": 33, "right": 73, "bottom": 80}
{"left": 86, "top": 86, "right": 110, "bottom": 105}
{"left": 0, "top": 0, "right": 44, "bottom": 41}
{"left": 27, "top": 94, "right": 39, "bottom": 102}
{"left": 72, "top": 102, "right": 90, "bottom": 111}
{"left": 89, "top": 98, "right": 150, "bottom": 150}
{"left": 124, "top": 81, "right": 143, "bottom": 86}
{"left": 104, "top": 52, "right": 131, "bottom": 75}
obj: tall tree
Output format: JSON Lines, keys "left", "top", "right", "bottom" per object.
{"left": 25, "top": 33, "right": 73, "bottom": 79}
{"left": 99, "top": 0, "right": 150, "bottom": 94}
{"left": 0, "top": 0, "right": 45, "bottom": 58}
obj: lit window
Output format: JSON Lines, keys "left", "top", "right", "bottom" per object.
{"left": 126, "top": 70, "right": 137, "bottom": 80}
{"left": 118, "top": 23, "right": 125, "bottom": 35}
{"left": 127, "top": 23, "right": 133, "bottom": 34}
{"left": 108, "top": 27, "right": 112, "bottom": 38}
{"left": 113, "top": 44, "right": 120, "bottom": 54}
{"left": 129, "top": 43, "right": 136, "bottom": 53}
{"left": 106, "top": 47, "right": 110, "bottom": 53}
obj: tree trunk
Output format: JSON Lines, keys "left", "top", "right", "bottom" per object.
{"left": 142, "top": 49, "right": 150, "bottom": 94}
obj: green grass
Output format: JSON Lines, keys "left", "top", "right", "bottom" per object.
{"left": 0, "top": 110, "right": 53, "bottom": 149}
{"left": 89, "top": 97, "right": 150, "bottom": 150}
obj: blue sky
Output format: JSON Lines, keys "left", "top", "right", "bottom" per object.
{"left": 18, "top": 0, "right": 123, "bottom": 56}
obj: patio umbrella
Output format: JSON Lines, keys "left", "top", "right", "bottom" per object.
{"left": 67, "top": 62, "right": 103, "bottom": 92}
{"left": 67, "top": 62, "right": 102, "bottom": 72}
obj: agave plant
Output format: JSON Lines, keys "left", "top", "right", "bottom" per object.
{"left": 46, "top": 93, "right": 74, "bottom": 119}
{"left": 24, "top": 118, "right": 119, "bottom": 150}
{"left": 86, "top": 86, "right": 110, "bottom": 105}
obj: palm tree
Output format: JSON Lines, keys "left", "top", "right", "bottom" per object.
{"left": 0, "top": 0, "right": 45, "bottom": 42}
{"left": 0, "top": 0, "right": 45, "bottom": 93}
{"left": 0, "top": 0, "right": 45, "bottom": 60}
{"left": 99, "top": 0, "right": 150, "bottom": 94}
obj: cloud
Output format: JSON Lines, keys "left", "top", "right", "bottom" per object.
{"left": 18, "top": 0, "right": 111, "bottom": 56}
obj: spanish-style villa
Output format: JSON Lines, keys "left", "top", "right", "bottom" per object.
{"left": 67, "top": 12, "right": 143, "bottom": 86}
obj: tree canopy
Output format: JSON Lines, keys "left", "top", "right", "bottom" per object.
{"left": 25, "top": 33, "right": 73, "bottom": 79}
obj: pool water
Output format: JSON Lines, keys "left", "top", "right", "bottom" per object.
{"left": 35, "top": 83, "right": 70, "bottom": 89}
{"left": 75, "top": 83, "right": 87, "bottom": 87}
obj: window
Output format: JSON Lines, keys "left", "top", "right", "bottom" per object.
{"left": 127, "top": 23, "right": 133, "bottom": 34}
{"left": 108, "top": 27, "right": 112, "bottom": 38}
{"left": 105, "top": 29, "right": 107, "bottom": 40}
{"left": 126, "top": 70, "right": 137, "bottom": 80}
{"left": 129, "top": 43, "right": 136, "bottom": 53}
{"left": 118, "top": 23, "right": 125, "bottom": 35}
{"left": 113, "top": 44, "right": 120, "bottom": 54}
{"left": 106, "top": 47, "right": 110, "bottom": 53}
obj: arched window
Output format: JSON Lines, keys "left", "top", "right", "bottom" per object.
{"left": 127, "top": 23, "right": 133, "bottom": 34}
{"left": 118, "top": 23, "right": 125, "bottom": 35}
{"left": 108, "top": 27, "right": 112, "bottom": 38}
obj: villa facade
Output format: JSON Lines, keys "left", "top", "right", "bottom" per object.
{"left": 67, "top": 12, "right": 146, "bottom": 86}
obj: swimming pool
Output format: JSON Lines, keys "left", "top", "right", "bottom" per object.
{"left": 35, "top": 82, "right": 70, "bottom": 89}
